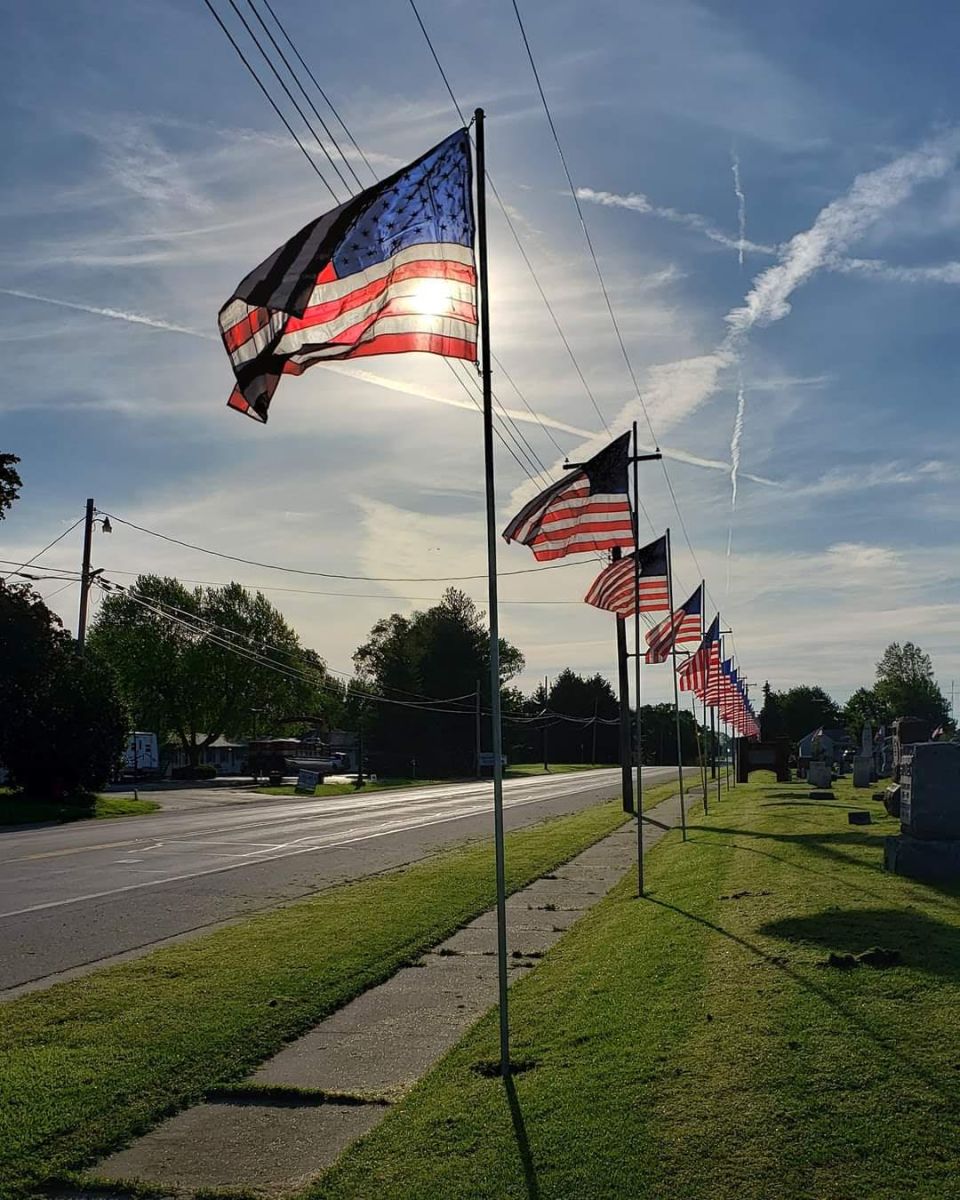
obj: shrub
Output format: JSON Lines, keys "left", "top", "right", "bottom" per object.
{"left": 170, "top": 764, "right": 217, "bottom": 780}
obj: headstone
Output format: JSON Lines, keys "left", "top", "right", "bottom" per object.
{"left": 884, "top": 741, "right": 960, "bottom": 883}
{"left": 853, "top": 757, "right": 872, "bottom": 788}
{"left": 808, "top": 761, "right": 832, "bottom": 788}
{"left": 899, "top": 742, "right": 960, "bottom": 839}
{"left": 861, "top": 724, "right": 873, "bottom": 757}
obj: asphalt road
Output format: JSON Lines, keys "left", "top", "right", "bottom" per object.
{"left": 0, "top": 767, "right": 689, "bottom": 997}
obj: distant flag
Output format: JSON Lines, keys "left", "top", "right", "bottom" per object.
{"left": 644, "top": 584, "right": 703, "bottom": 664}
{"left": 504, "top": 432, "right": 634, "bottom": 561}
{"left": 583, "top": 533, "right": 668, "bottom": 617}
{"left": 219, "top": 129, "right": 477, "bottom": 423}
{"left": 678, "top": 615, "right": 720, "bottom": 697}
{"left": 931, "top": 725, "right": 944, "bottom": 740}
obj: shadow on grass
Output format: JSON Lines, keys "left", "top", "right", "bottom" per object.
{"left": 760, "top": 800, "right": 876, "bottom": 812}
{"left": 504, "top": 1075, "right": 540, "bottom": 1199}
{"left": 760, "top": 907, "right": 960, "bottom": 978}
{"left": 645, "top": 895, "right": 960, "bottom": 1110}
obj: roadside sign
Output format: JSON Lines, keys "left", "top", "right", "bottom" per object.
{"left": 296, "top": 769, "right": 320, "bottom": 794}
{"left": 478, "top": 752, "right": 507, "bottom": 768}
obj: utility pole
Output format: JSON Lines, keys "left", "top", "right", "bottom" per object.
{"left": 475, "top": 679, "right": 482, "bottom": 778}
{"left": 77, "top": 498, "right": 95, "bottom": 653}
{"left": 542, "top": 674, "right": 549, "bottom": 772}
{"left": 591, "top": 695, "right": 598, "bottom": 765}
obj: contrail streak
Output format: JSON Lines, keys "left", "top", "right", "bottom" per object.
{"left": 0, "top": 287, "right": 216, "bottom": 340}
{"left": 731, "top": 151, "right": 746, "bottom": 267}
{"left": 726, "top": 369, "right": 747, "bottom": 592}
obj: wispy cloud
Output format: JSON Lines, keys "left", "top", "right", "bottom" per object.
{"left": 576, "top": 186, "right": 776, "bottom": 255}
{"left": 726, "top": 129, "right": 960, "bottom": 338}
{"left": 830, "top": 255, "right": 960, "bottom": 284}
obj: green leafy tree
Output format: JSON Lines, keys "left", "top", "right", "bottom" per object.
{"left": 873, "top": 641, "right": 949, "bottom": 728}
{"left": 546, "top": 669, "right": 620, "bottom": 764}
{"left": 773, "top": 685, "right": 841, "bottom": 744}
{"left": 637, "top": 703, "right": 701, "bottom": 765}
{"left": 841, "top": 686, "right": 890, "bottom": 740}
{"left": 760, "top": 680, "right": 785, "bottom": 740}
{"left": 353, "top": 588, "right": 524, "bottom": 777}
{"left": 0, "top": 453, "right": 22, "bottom": 519}
{"left": 0, "top": 581, "right": 127, "bottom": 804}
{"left": 87, "top": 576, "right": 325, "bottom": 766}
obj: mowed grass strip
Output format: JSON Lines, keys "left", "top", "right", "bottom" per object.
{"left": 310, "top": 773, "right": 960, "bottom": 1200}
{"left": 0, "top": 792, "right": 159, "bottom": 826}
{"left": 0, "top": 798, "right": 627, "bottom": 1196}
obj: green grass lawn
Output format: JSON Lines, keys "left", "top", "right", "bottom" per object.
{"left": 0, "top": 798, "right": 631, "bottom": 1198}
{"left": 0, "top": 791, "right": 159, "bottom": 826}
{"left": 310, "top": 773, "right": 960, "bottom": 1200}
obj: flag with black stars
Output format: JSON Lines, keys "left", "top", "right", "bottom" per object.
{"left": 219, "top": 129, "right": 477, "bottom": 423}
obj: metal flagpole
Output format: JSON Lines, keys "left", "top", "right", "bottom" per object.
{"left": 713, "top": 623, "right": 721, "bottom": 809}
{"left": 665, "top": 528, "right": 687, "bottom": 840}
{"left": 698, "top": 581, "right": 707, "bottom": 803}
{"left": 613, "top": 552, "right": 634, "bottom": 813}
{"left": 632, "top": 421, "right": 644, "bottom": 896}
{"left": 474, "top": 107, "right": 510, "bottom": 1079}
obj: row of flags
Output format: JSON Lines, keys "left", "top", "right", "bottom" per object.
{"left": 500, "top": 435, "right": 758, "bottom": 734}
{"left": 216, "top": 123, "right": 756, "bottom": 737}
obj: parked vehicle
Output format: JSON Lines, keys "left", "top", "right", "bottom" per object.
{"left": 121, "top": 732, "right": 160, "bottom": 778}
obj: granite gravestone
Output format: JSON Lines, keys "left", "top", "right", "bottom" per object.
{"left": 884, "top": 741, "right": 960, "bottom": 882}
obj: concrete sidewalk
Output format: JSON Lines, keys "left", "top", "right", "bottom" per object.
{"left": 83, "top": 786, "right": 698, "bottom": 1198}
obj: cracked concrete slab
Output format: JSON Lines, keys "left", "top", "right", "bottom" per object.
{"left": 95, "top": 1099, "right": 384, "bottom": 1195}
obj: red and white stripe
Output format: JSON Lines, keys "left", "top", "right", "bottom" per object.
{"left": 584, "top": 557, "right": 668, "bottom": 618}
{"left": 644, "top": 606, "right": 701, "bottom": 663}
{"left": 515, "top": 478, "right": 634, "bottom": 563}
{"left": 219, "top": 243, "right": 477, "bottom": 376}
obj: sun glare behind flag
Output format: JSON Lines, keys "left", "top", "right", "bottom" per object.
{"left": 644, "top": 584, "right": 703, "bottom": 664}
{"left": 503, "top": 432, "right": 635, "bottom": 562}
{"left": 583, "top": 533, "right": 668, "bottom": 617}
{"left": 219, "top": 129, "right": 476, "bottom": 423}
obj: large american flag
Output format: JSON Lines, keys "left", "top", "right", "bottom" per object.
{"left": 583, "top": 533, "right": 668, "bottom": 616}
{"left": 678, "top": 614, "right": 720, "bottom": 696}
{"left": 644, "top": 583, "right": 703, "bottom": 664}
{"left": 503, "top": 432, "right": 634, "bottom": 562}
{"left": 219, "top": 130, "right": 476, "bottom": 423}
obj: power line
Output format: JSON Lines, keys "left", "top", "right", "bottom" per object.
{"left": 507, "top": 0, "right": 741, "bottom": 666}
{"left": 200, "top": 0, "right": 340, "bottom": 201}
{"left": 231, "top": 0, "right": 358, "bottom": 194}
{"left": 2, "top": 514, "right": 85, "bottom": 582}
{"left": 510, "top": 0, "right": 656, "bottom": 449}
{"left": 407, "top": 0, "right": 611, "bottom": 438}
{"left": 258, "top": 0, "right": 377, "bottom": 180}
{"left": 98, "top": 511, "right": 596, "bottom": 581}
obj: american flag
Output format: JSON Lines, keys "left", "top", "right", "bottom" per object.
{"left": 678, "top": 614, "right": 720, "bottom": 696}
{"left": 583, "top": 533, "right": 667, "bottom": 616}
{"left": 644, "top": 583, "right": 703, "bottom": 664}
{"left": 503, "top": 432, "right": 634, "bottom": 562}
{"left": 219, "top": 130, "right": 476, "bottom": 423}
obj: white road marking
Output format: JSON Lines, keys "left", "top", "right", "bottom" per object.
{"left": 0, "top": 778, "right": 631, "bottom": 920}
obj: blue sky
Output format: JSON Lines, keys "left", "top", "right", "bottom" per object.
{"left": 3, "top": 0, "right": 959, "bottom": 706}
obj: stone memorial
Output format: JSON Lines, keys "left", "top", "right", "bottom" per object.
{"left": 884, "top": 741, "right": 960, "bottom": 883}
{"left": 807, "top": 760, "right": 832, "bottom": 788}
{"left": 853, "top": 723, "right": 874, "bottom": 787}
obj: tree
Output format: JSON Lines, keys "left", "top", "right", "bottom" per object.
{"left": 0, "top": 453, "right": 22, "bottom": 519}
{"left": 773, "top": 685, "right": 841, "bottom": 744}
{"left": 872, "top": 641, "right": 949, "bottom": 729}
{"left": 353, "top": 588, "right": 524, "bottom": 777}
{"left": 0, "top": 581, "right": 127, "bottom": 803}
{"left": 637, "top": 703, "right": 701, "bottom": 765}
{"left": 841, "top": 686, "right": 890, "bottom": 740}
{"left": 760, "top": 680, "right": 784, "bottom": 740}
{"left": 545, "top": 669, "right": 620, "bottom": 764}
{"left": 87, "top": 576, "right": 326, "bottom": 766}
